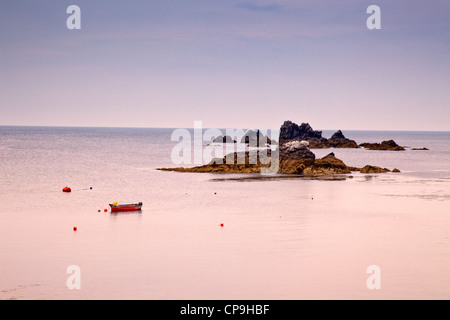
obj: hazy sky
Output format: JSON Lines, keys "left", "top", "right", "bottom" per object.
{"left": 1, "top": 0, "right": 449, "bottom": 130}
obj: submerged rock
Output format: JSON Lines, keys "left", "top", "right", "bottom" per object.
{"left": 359, "top": 165, "right": 391, "bottom": 173}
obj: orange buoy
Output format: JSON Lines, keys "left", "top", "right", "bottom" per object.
{"left": 73, "top": 226, "right": 77, "bottom": 231}
{"left": 63, "top": 187, "right": 71, "bottom": 193}
{"left": 104, "top": 208, "right": 108, "bottom": 212}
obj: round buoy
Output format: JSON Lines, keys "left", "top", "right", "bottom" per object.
{"left": 220, "top": 223, "right": 224, "bottom": 227}
{"left": 214, "top": 192, "right": 217, "bottom": 195}
{"left": 73, "top": 226, "right": 77, "bottom": 231}
{"left": 104, "top": 208, "right": 108, "bottom": 212}
{"left": 90, "top": 187, "right": 93, "bottom": 190}
{"left": 63, "top": 187, "right": 71, "bottom": 193}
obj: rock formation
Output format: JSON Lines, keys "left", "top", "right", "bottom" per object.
{"left": 359, "top": 165, "right": 391, "bottom": 173}
{"left": 327, "top": 130, "right": 359, "bottom": 148}
{"left": 159, "top": 121, "right": 401, "bottom": 175}
{"left": 359, "top": 140, "right": 405, "bottom": 151}
{"left": 302, "top": 152, "right": 351, "bottom": 174}
{"left": 241, "top": 129, "right": 273, "bottom": 146}
{"left": 212, "top": 135, "right": 237, "bottom": 143}
{"left": 278, "top": 140, "right": 315, "bottom": 174}
{"left": 279, "top": 121, "right": 323, "bottom": 143}
{"left": 279, "top": 121, "right": 358, "bottom": 148}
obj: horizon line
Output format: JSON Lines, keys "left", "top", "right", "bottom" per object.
{"left": 0, "top": 124, "right": 449, "bottom": 133}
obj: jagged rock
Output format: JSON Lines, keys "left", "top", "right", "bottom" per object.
{"left": 279, "top": 121, "right": 323, "bottom": 143}
{"left": 392, "top": 168, "right": 401, "bottom": 172}
{"left": 280, "top": 121, "right": 357, "bottom": 148}
{"left": 330, "top": 130, "right": 345, "bottom": 140}
{"left": 359, "top": 140, "right": 405, "bottom": 151}
{"left": 327, "top": 130, "right": 358, "bottom": 148}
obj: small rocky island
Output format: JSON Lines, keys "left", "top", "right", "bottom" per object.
{"left": 359, "top": 140, "right": 405, "bottom": 151}
{"left": 159, "top": 120, "right": 402, "bottom": 175}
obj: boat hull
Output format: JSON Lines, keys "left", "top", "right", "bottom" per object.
{"left": 109, "top": 203, "right": 143, "bottom": 212}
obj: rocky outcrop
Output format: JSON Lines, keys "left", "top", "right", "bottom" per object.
{"left": 279, "top": 121, "right": 358, "bottom": 148}
{"left": 359, "top": 140, "right": 405, "bottom": 151}
{"left": 278, "top": 140, "right": 315, "bottom": 174}
{"left": 159, "top": 121, "right": 401, "bottom": 175}
{"left": 327, "top": 130, "right": 359, "bottom": 148}
{"left": 212, "top": 135, "right": 237, "bottom": 143}
{"left": 411, "top": 147, "right": 429, "bottom": 151}
{"left": 159, "top": 150, "right": 266, "bottom": 174}
{"left": 347, "top": 165, "right": 391, "bottom": 173}
{"left": 303, "top": 152, "right": 351, "bottom": 174}
{"left": 241, "top": 129, "right": 273, "bottom": 146}
{"left": 280, "top": 121, "right": 323, "bottom": 143}
{"left": 359, "top": 165, "right": 391, "bottom": 173}
{"left": 160, "top": 140, "right": 314, "bottom": 174}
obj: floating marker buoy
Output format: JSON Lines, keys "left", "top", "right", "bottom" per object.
{"left": 73, "top": 226, "right": 77, "bottom": 231}
{"left": 97, "top": 210, "right": 101, "bottom": 212}
{"left": 90, "top": 187, "right": 93, "bottom": 190}
{"left": 214, "top": 192, "right": 217, "bottom": 195}
{"left": 220, "top": 223, "right": 224, "bottom": 227}
{"left": 63, "top": 187, "right": 71, "bottom": 193}
{"left": 104, "top": 208, "right": 108, "bottom": 212}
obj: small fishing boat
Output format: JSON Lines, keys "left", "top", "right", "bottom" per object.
{"left": 109, "top": 202, "right": 143, "bottom": 212}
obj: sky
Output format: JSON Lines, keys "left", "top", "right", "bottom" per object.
{"left": 0, "top": 0, "right": 449, "bottom": 131}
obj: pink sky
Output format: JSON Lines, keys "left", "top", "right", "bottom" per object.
{"left": 0, "top": 0, "right": 449, "bottom": 130}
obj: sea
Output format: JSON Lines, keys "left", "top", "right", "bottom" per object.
{"left": 0, "top": 126, "right": 449, "bottom": 300}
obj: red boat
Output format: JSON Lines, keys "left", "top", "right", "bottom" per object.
{"left": 109, "top": 202, "right": 143, "bottom": 212}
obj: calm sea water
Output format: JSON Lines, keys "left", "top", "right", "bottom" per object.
{"left": 0, "top": 126, "right": 449, "bottom": 299}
